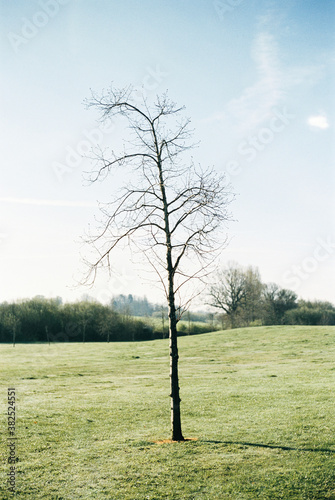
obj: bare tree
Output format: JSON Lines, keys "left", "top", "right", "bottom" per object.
{"left": 83, "top": 86, "right": 233, "bottom": 441}
{"left": 4, "top": 311, "right": 21, "bottom": 347}
{"left": 209, "top": 262, "right": 247, "bottom": 328}
{"left": 241, "top": 266, "right": 263, "bottom": 326}
{"left": 78, "top": 302, "right": 92, "bottom": 343}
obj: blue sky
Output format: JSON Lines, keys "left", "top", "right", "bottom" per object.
{"left": 0, "top": 0, "right": 334, "bottom": 305}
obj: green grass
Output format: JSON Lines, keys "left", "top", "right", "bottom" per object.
{"left": 1, "top": 326, "right": 335, "bottom": 499}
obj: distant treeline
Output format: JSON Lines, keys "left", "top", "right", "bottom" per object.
{"left": 110, "top": 294, "right": 209, "bottom": 322}
{"left": 1, "top": 290, "right": 335, "bottom": 344}
{"left": 208, "top": 263, "right": 335, "bottom": 329}
{"left": 0, "top": 296, "right": 212, "bottom": 344}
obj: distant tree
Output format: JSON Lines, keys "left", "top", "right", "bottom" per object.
{"left": 3, "top": 309, "right": 21, "bottom": 347}
{"left": 98, "top": 306, "right": 119, "bottom": 342}
{"left": 284, "top": 299, "right": 335, "bottom": 326}
{"left": 83, "top": 86, "right": 233, "bottom": 440}
{"left": 209, "top": 263, "right": 247, "bottom": 328}
{"left": 186, "top": 310, "right": 191, "bottom": 335}
{"left": 262, "top": 283, "right": 297, "bottom": 324}
{"left": 241, "top": 266, "right": 263, "bottom": 325}
{"left": 77, "top": 301, "right": 94, "bottom": 343}
{"left": 111, "top": 294, "right": 155, "bottom": 317}
{"left": 161, "top": 305, "right": 167, "bottom": 339}
{"left": 22, "top": 297, "right": 62, "bottom": 342}
{"left": 111, "top": 295, "right": 132, "bottom": 321}
{"left": 45, "top": 325, "right": 50, "bottom": 345}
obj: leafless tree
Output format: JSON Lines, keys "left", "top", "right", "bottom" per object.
{"left": 83, "top": 86, "right": 233, "bottom": 441}
{"left": 209, "top": 262, "right": 247, "bottom": 328}
{"left": 209, "top": 263, "right": 265, "bottom": 328}
{"left": 4, "top": 311, "right": 20, "bottom": 347}
{"left": 241, "top": 266, "right": 263, "bottom": 326}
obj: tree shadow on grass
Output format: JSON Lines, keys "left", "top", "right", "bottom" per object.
{"left": 203, "top": 440, "right": 335, "bottom": 454}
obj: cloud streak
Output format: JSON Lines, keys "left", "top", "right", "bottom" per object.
{"left": 210, "top": 27, "right": 324, "bottom": 137}
{"left": 226, "top": 32, "right": 284, "bottom": 133}
{"left": 0, "top": 197, "right": 97, "bottom": 208}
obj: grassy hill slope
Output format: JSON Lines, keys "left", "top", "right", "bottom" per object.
{"left": 1, "top": 326, "right": 335, "bottom": 499}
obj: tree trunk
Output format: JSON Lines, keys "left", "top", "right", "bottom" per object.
{"left": 168, "top": 278, "right": 184, "bottom": 441}
{"left": 156, "top": 147, "right": 184, "bottom": 440}
{"left": 230, "top": 311, "right": 236, "bottom": 329}
{"left": 46, "top": 325, "right": 50, "bottom": 345}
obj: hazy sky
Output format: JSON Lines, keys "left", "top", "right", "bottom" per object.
{"left": 1, "top": 0, "right": 334, "bottom": 305}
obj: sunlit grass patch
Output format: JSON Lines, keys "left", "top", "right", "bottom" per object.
{"left": 1, "top": 326, "right": 335, "bottom": 498}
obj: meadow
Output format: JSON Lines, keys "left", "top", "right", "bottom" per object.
{"left": 1, "top": 325, "right": 335, "bottom": 499}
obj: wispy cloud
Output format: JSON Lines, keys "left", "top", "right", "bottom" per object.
{"left": 0, "top": 197, "right": 96, "bottom": 208}
{"left": 205, "top": 24, "right": 324, "bottom": 136}
{"left": 226, "top": 32, "right": 284, "bottom": 133}
{"left": 307, "top": 114, "right": 330, "bottom": 130}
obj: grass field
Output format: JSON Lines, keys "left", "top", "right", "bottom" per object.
{"left": 1, "top": 326, "right": 335, "bottom": 499}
